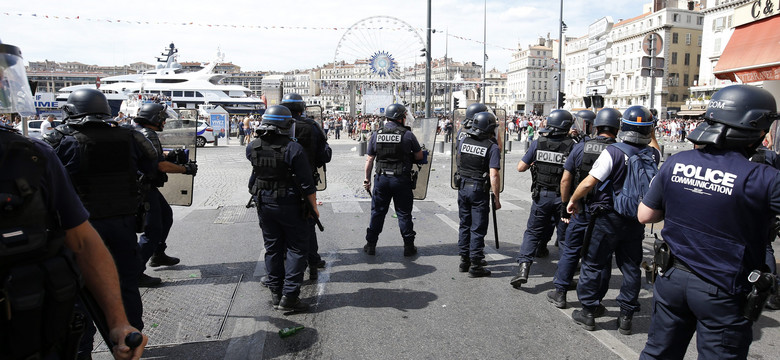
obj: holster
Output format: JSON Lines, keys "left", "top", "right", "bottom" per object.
{"left": 742, "top": 271, "right": 777, "bottom": 321}
{"left": 531, "top": 186, "right": 540, "bottom": 202}
{"left": 410, "top": 170, "right": 418, "bottom": 190}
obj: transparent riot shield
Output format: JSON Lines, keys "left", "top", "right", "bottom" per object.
{"left": 160, "top": 109, "right": 197, "bottom": 206}
{"left": 450, "top": 108, "right": 507, "bottom": 192}
{"left": 450, "top": 109, "right": 467, "bottom": 189}
{"left": 305, "top": 105, "right": 327, "bottom": 191}
{"left": 406, "top": 115, "right": 438, "bottom": 200}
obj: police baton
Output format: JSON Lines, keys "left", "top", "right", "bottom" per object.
{"left": 491, "top": 193, "right": 499, "bottom": 249}
{"left": 291, "top": 173, "right": 325, "bottom": 232}
{"left": 77, "top": 288, "right": 143, "bottom": 351}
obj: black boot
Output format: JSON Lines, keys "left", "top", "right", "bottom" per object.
{"left": 271, "top": 291, "right": 282, "bottom": 309}
{"left": 617, "top": 312, "right": 633, "bottom": 335}
{"left": 510, "top": 262, "right": 531, "bottom": 288}
{"left": 546, "top": 289, "right": 567, "bottom": 308}
{"left": 572, "top": 308, "right": 596, "bottom": 331}
{"left": 459, "top": 256, "right": 471, "bottom": 272}
{"left": 468, "top": 263, "right": 491, "bottom": 278}
{"left": 277, "top": 295, "right": 309, "bottom": 313}
{"left": 403, "top": 244, "right": 417, "bottom": 257}
{"left": 150, "top": 251, "right": 180, "bottom": 267}
{"left": 363, "top": 243, "right": 376, "bottom": 255}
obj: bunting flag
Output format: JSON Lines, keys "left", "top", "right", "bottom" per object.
{"left": 4, "top": 11, "right": 516, "bottom": 52}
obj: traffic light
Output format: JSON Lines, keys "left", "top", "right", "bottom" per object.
{"left": 453, "top": 98, "right": 460, "bottom": 109}
{"left": 558, "top": 91, "right": 566, "bottom": 108}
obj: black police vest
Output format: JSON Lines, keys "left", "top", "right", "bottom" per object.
{"left": 533, "top": 136, "right": 574, "bottom": 191}
{"left": 137, "top": 126, "right": 168, "bottom": 187}
{"left": 458, "top": 136, "right": 492, "bottom": 181}
{"left": 293, "top": 118, "right": 316, "bottom": 169}
{"left": 574, "top": 137, "right": 615, "bottom": 187}
{"left": 0, "top": 131, "right": 81, "bottom": 360}
{"left": 70, "top": 125, "right": 140, "bottom": 219}
{"left": 375, "top": 124, "right": 407, "bottom": 175}
{"left": 250, "top": 136, "right": 291, "bottom": 196}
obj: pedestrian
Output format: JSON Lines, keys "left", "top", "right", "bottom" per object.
{"left": 281, "top": 93, "right": 332, "bottom": 279}
{"left": 363, "top": 104, "right": 426, "bottom": 256}
{"left": 0, "top": 42, "right": 148, "bottom": 360}
{"left": 134, "top": 103, "right": 198, "bottom": 287}
{"left": 566, "top": 105, "right": 660, "bottom": 335}
{"left": 549, "top": 108, "right": 620, "bottom": 309}
{"left": 40, "top": 114, "right": 56, "bottom": 136}
{"left": 639, "top": 85, "right": 780, "bottom": 359}
{"left": 511, "top": 110, "right": 576, "bottom": 288}
{"left": 455, "top": 111, "right": 501, "bottom": 277}
{"left": 43, "top": 89, "right": 158, "bottom": 358}
{"left": 247, "top": 105, "right": 318, "bottom": 313}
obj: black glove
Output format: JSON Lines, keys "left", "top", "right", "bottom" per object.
{"left": 165, "top": 149, "right": 188, "bottom": 164}
{"left": 559, "top": 204, "right": 570, "bottom": 219}
{"left": 183, "top": 162, "right": 198, "bottom": 176}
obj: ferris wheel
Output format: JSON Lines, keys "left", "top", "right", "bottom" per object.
{"left": 334, "top": 16, "right": 426, "bottom": 79}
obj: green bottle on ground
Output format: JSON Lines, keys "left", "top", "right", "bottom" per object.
{"left": 278, "top": 325, "right": 305, "bottom": 338}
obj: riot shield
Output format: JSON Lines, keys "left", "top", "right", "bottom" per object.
{"left": 160, "top": 109, "right": 197, "bottom": 206}
{"left": 450, "top": 109, "right": 507, "bottom": 192}
{"left": 450, "top": 109, "right": 467, "bottom": 189}
{"left": 305, "top": 105, "right": 327, "bottom": 191}
{"left": 406, "top": 115, "right": 438, "bottom": 200}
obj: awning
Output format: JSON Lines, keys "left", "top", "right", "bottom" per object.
{"left": 675, "top": 110, "right": 706, "bottom": 116}
{"left": 714, "top": 16, "right": 780, "bottom": 83}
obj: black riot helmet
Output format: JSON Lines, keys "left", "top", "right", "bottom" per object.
{"left": 134, "top": 102, "right": 170, "bottom": 130}
{"left": 385, "top": 103, "right": 407, "bottom": 122}
{"left": 539, "top": 109, "right": 574, "bottom": 136}
{"left": 576, "top": 110, "right": 596, "bottom": 124}
{"left": 281, "top": 93, "right": 306, "bottom": 115}
{"left": 258, "top": 105, "right": 294, "bottom": 136}
{"left": 464, "top": 103, "right": 489, "bottom": 130}
{"left": 467, "top": 111, "right": 498, "bottom": 140}
{"left": 594, "top": 108, "right": 621, "bottom": 135}
{"left": 689, "top": 85, "right": 778, "bottom": 149}
{"left": 61, "top": 88, "right": 112, "bottom": 125}
{"left": 618, "top": 106, "right": 654, "bottom": 145}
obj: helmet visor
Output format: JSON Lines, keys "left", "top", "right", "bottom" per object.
{"left": 0, "top": 44, "right": 36, "bottom": 116}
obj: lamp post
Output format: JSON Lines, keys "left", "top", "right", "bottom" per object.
{"left": 425, "top": 0, "right": 432, "bottom": 118}
{"left": 556, "top": 0, "right": 564, "bottom": 109}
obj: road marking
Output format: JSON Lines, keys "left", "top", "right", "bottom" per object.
{"left": 434, "top": 199, "right": 458, "bottom": 212}
{"left": 498, "top": 201, "right": 522, "bottom": 211}
{"left": 331, "top": 201, "right": 364, "bottom": 213}
{"left": 555, "top": 308, "right": 640, "bottom": 360}
{"left": 224, "top": 317, "right": 265, "bottom": 360}
{"left": 436, "top": 213, "right": 459, "bottom": 231}
{"left": 252, "top": 251, "right": 265, "bottom": 278}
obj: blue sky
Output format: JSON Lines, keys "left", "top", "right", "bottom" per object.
{"left": 1, "top": 0, "right": 650, "bottom": 72}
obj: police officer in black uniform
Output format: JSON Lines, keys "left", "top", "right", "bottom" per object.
{"left": 639, "top": 85, "right": 780, "bottom": 359}
{"left": 749, "top": 145, "right": 780, "bottom": 310}
{"left": 247, "top": 105, "right": 318, "bottom": 312}
{"left": 363, "top": 104, "right": 425, "bottom": 256}
{"left": 44, "top": 88, "right": 157, "bottom": 357}
{"left": 567, "top": 105, "right": 660, "bottom": 335}
{"left": 134, "top": 103, "right": 198, "bottom": 286}
{"left": 281, "top": 93, "right": 332, "bottom": 279}
{"left": 455, "top": 111, "right": 502, "bottom": 277}
{"left": 0, "top": 41, "right": 147, "bottom": 360}
{"left": 456, "top": 103, "right": 489, "bottom": 145}
{"left": 549, "top": 108, "right": 621, "bottom": 308}
{"left": 572, "top": 109, "right": 596, "bottom": 142}
{"left": 511, "top": 110, "right": 575, "bottom": 288}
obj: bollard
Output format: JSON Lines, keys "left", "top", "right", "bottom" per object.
{"left": 505, "top": 140, "right": 512, "bottom": 152}
{"left": 358, "top": 140, "right": 367, "bottom": 156}
{"left": 436, "top": 141, "right": 445, "bottom": 153}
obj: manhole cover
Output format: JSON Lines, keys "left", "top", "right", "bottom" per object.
{"left": 215, "top": 205, "right": 257, "bottom": 224}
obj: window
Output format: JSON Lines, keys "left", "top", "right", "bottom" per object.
{"left": 685, "top": 33, "right": 691, "bottom": 45}
{"left": 684, "top": 53, "right": 690, "bottom": 66}
{"left": 697, "top": 17, "right": 704, "bottom": 25}
{"left": 694, "top": 75, "right": 699, "bottom": 86}
{"left": 696, "top": 54, "right": 701, "bottom": 67}
{"left": 687, "top": 15, "right": 692, "bottom": 23}
{"left": 672, "top": 52, "right": 678, "bottom": 65}
{"left": 714, "top": 38, "right": 722, "bottom": 53}
{"left": 673, "top": 33, "right": 679, "bottom": 44}
{"left": 673, "top": 14, "right": 680, "bottom": 22}
{"left": 727, "top": 15, "right": 732, "bottom": 28}
{"left": 698, "top": 35, "right": 702, "bottom": 46}
{"left": 684, "top": 74, "right": 689, "bottom": 87}
{"left": 714, "top": 17, "right": 725, "bottom": 30}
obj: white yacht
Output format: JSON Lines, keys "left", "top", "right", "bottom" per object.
{"left": 57, "top": 43, "right": 265, "bottom": 116}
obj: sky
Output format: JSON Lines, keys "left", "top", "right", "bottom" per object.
{"left": 1, "top": 0, "right": 650, "bottom": 73}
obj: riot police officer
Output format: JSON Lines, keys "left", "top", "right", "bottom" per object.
{"left": 363, "top": 104, "right": 425, "bottom": 256}
{"left": 511, "top": 110, "right": 575, "bottom": 288}
{"left": 456, "top": 103, "right": 489, "bottom": 145}
{"left": 44, "top": 88, "right": 157, "bottom": 357}
{"left": 549, "top": 108, "right": 620, "bottom": 308}
{"left": 247, "top": 105, "right": 318, "bottom": 312}
{"left": 281, "top": 93, "right": 332, "bottom": 279}
{"left": 455, "top": 111, "right": 502, "bottom": 277}
{"left": 749, "top": 146, "right": 780, "bottom": 310}
{"left": 639, "top": 85, "right": 780, "bottom": 359}
{"left": 573, "top": 109, "right": 596, "bottom": 141}
{"left": 0, "top": 41, "right": 147, "bottom": 360}
{"left": 566, "top": 105, "right": 660, "bottom": 335}
{"left": 134, "top": 103, "right": 198, "bottom": 286}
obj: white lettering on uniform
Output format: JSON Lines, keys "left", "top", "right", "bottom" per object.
{"left": 377, "top": 134, "right": 402, "bottom": 143}
{"left": 461, "top": 143, "right": 488, "bottom": 157}
{"left": 670, "top": 162, "right": 737, "bottom": 195}
{"left": 536, "top": 150, "right": 566, "bottom": 164}
{"left": 584, "top": 142, "right": 608, "bottom": 154}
